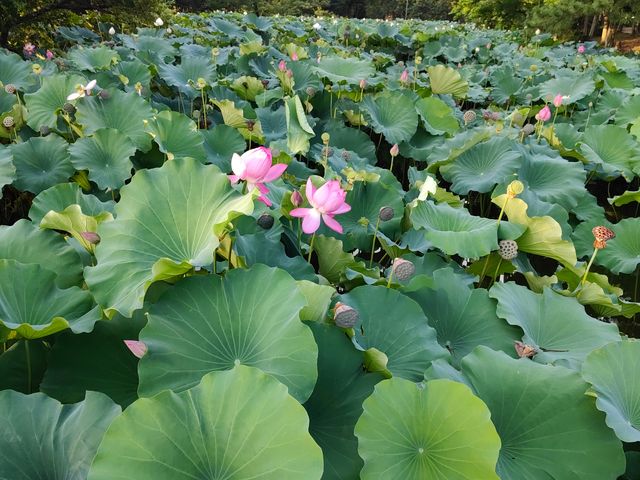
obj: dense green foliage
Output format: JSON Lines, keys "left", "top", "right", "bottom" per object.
{"left": 1, "top": 10, "right": 640, "bottom": 479}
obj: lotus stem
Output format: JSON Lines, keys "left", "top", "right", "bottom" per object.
{"left": 492, "top": 258, "right": 503, "bottom": 286}
{"left": 201, "top": 88, "right": 207, "bottom": 130}
{"left": 581, "top": 248, "right": 599, "bottom": 286}
{"left": 479, "top": 255, "right": 491, "bottom": 285}
{"left": 25, "top": 340, "right": 32, "bottom": 394}
{"left": 386, "top": 267, "right": 394, "bottom": 288}
{"left": 496, "top": 197, "right": 509, "bottom": 227}
{"left": 369, "top": 216, "right": 381, "bottom": 268}
{"left": 307, "top": 233, "right": 316, "bottom": 264}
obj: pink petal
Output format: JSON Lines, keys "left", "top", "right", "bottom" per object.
{"left": 312, "top": 181, "right": 333, "bottom": 208}
{"left": 332, "top": 202, "right": 351, "bottom": 214}
{"left": 322, "top": 214, "right": 343, "bottom": 233}
{"left": 290, "top": 207, "right": 311, "bottom": 218}
{"left": 228, "top": 174, "right": 240, "bottom": 184}
{"left": 305, "top": 178, "right": 316, "bottom": 203}
{"left": 302, "top": 209, "right": 321, "bottom": 234}
{"left": 257, "top": 195, "right": 272, "bottom": 207}
{"left": 255, "top": 183, "right": 269, "bottom": 195}
{"left": 262, "top": 163, "right": 288, "bottom": 183}
{"left": 124, "top": 340, "right": 147, "bottom": 359}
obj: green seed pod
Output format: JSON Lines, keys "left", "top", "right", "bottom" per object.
{"left": 378, "top": 206, "right": 394, "bottom": 222}
{"left": 463, "top": 110, "right": 476, "bottom": 124}
{"left": 334, "top": 302, "right": 359, "bottom": 328}
{"left": 257, "top": 214, "right": 275, "bottom": 230}
{"left": 2, "top": 116, "right": 14, "bottom": 128}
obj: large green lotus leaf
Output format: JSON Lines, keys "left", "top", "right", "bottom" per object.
{"left": 114, "top": 59, "right": 151, "bottom": 93}
{"left": 139, "top": 265, "right": 317, "bottom": 402}
{"left": 40, "top": 311, "right": 146, "bottom": 407}
{"left": 85, "top": 158, "right": 254, "bottom": 317}
{"left": 315, "top": 56, "right": 374, "bottom": 84}
{"left": 427, "top": 64, "right": 469, "bottom": 98}
{"left": 355, "top": 377, "right": 500, "bottom": 480}
{"left": 211, "top": 98, "right": 265, "bottom": 142}
{"left": 490, "top": 283, "right": 620, "bottom": 365}
{"left": 405, "top": 267, "right": 521, "bottom": 366}
{"left": 0, "top": 88, "right": 17, "bottom": 114}
{"left": 69, "top": 128, "right": 136, "bottom": 190}
{"left": 539, "top": 71, "right": 595, "bottom": 103}
{"left": 338, "top": 285, "right": 448, "bottom": 381}
{"left": 594, "top": 218, "right": 640, "bottom": 274}
{"left": 297, "top": 281, "right": 335, "bottom": 323}
{"left": 0, "top": 391, "right": 120, "bottom": 480}
{"left": 0, "top": 339, "right": 48, "bottom": 393}
{"left": 29, "top": 182, "right": 115, "bottom": 224}
{"left": 11, "top": 135, "right": 74, "bottom": 194}
{"left": 322, "top": 121, "right": 377, "bottom": 163}
{"left": 579, "top": 125, "right": 640, "bottom": 180}
{"left": 314, "top": 235, "right": 360, "bottom": 284}
{"left": 285, "top": 95, "right": 315, "bottom": 154}
{"left": 610, "top": 189, "right": 640, "bottom": 207}
{"left": 0, "top": 146, "right": 15, "bottom": 193}
{"left": 615, "top": 95, "right": 640, "bottom": 126}
{"left": 0, "top": 260, "right": 99, "bottom": 339}
{"left": 0, "top": 219, "right": 83, "bottom": 288}
{"left": 492, "top": 194, "right": 577, "bottom": 268}
{"left": 440, "top": 137, "right": 521, "bottom": 194}
{"left": 361, "top": 93, "right": 419, "bottom": 145}
{"left": 157, "top": 56, "right": 215, "bottom": 93}
{"left": 304, "top": 322, "right": 383, "bottom": 480}
{"left": 24, "top": 74, "right": 86, "bottom": 130}
{"left": 146, "top": 110, "right": 206, "bottom": 161}
{"left": 76, "top": 88, "right": 154, "bottom": 151}
{"left": 68, "top": 46, "right": 120, "bottom": 72}
{"left": 410, "top": 200, "right": 498, "bottom": 258}
{"left": 461, "top": 347, "right": 625, "bottom": 480}
{"left": 256, "top": 105, "right": 287, "bottom": 142}
{"left": 490, "top": 66, "right": 523, "bottom": 104}
{"left": 414, "top": 96, "right": 459, "bottom": 136}
{"left": 88, "top": 366, "right": 323, "bottom": 480}
{"left": 0, "top": 51, "right": 33, "bottom": 90}
{"left": 583, "top": 340, "right": 640, "bottom": 442}
{"left": 202, "top": 124, "right": 246, "bottom": 171}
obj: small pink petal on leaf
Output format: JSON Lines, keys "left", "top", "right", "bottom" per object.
{"left": 124, "top": 340, "right": 147, "bottom": 359}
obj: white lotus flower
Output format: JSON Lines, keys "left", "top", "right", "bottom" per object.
{"left": 166, "top": 27, "right": 172, "bottom": 34}
{"left": 313, "top": 22, "right": 321, "bottom": 30}
{"left": 66, "top": 79, "right": 97, "bottom": 101}
{"left": 535, "top": 28, "right": 541, "bottom": 35}
{"left": 108, "top": 26, "right": 116, "bottom": 35}
{"left": 154, "top": 17, "right": 164, "bottom": 27}
{"left": 417, "top": 176, "right": 437, "bottom": 201}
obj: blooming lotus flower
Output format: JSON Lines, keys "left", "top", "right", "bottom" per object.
{"left": 313, "top": 22, "right": 322, "bottom": 30}
{"left": 535, "top": 105, "right": 551, "bottom": 122}
{"left": 578, "top": 44, "right": 585, "bottom": 54}
{"left": 23, "top": 42, "right": 36, "bottom": 56}
{"left": 291, "top": 52, "right": 299, "bottom": 61}
{"left": 229, "top": 147, "right": 287, "bottom": 207}
{"left": 290, "top": 178, "right": 351, "bottom": 234}
{"left": 154, "top": 17, "right": 164, "bottom": 26}
{"left": 278, "top": 59, "right": 287, "bottom": 72}
{"left": 45, "top": 50, "right": 54, "bottom": 60}
{"left": 553, "top": 94, "right": 563, "bottom": 108}
{"left": 124, "top": 340, "right": 147, "bottom": 358}
{"left": 66, "top": 79, "right": 97, "bottom": 101}
{"left": 400, "top": 69, "right": 409, "bottom": 83}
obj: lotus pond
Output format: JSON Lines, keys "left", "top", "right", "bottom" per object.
{"left": 1, "top": 11, "right": 640, "bottom": 479}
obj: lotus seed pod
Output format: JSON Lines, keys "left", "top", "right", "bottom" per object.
{"left": 522, "top": 124, "right": 535, "bottom": 136}
{"left": 378, "top": 206, "right": 394, "bottom": 222}
{"left": 463, "top": 110, "right": 476, "bottom": 124}
{"left": 341, "top": 150, "right": 351, "bottom": 160}
{"left": 2, "top": 116, "right": 14, "bottom": 128}
{"left": 334, "top": 302, "right": 359, "bottom": 328}
{"left": 511, "top": 111, "right": 524, "bottom": 124}
{"left": 98, "top": 90, "right": 110, "bottom": 100}
{"left": 514, "top": 341, "right": 536, "bottom": 358}
{"left": 592, "top": 226, "right": 615, "bottom": 242}
{"left": 39, "top": 125, "right": 50, "bottom": 136}
{"left": 257, "top": 213, "right": 275, "bottom": 230}
{"left": 498, "top": 239, "right": 519, "bottom": 260}
{"left": 506, "top": 180, "right": 524, "bottom": 197}
{"left": 305, "top": 86, "right": 316, "bottom": 97}
{"left": 245, "top": 119, "right": 255, "bottom": 132}
{"left": 81, "top": 231, "right": 101, "bottom": 245}
{"left": 391, "top": 258, "right": 415, "bottom": 281}
{"left": 4, "top": 84, "right": 16, "bottom": 94}
{"left": 62, "top": 103, "right": 76, "bottom": 114}
{"left": 321, "top": 132, "right": 330, "bottom": 144}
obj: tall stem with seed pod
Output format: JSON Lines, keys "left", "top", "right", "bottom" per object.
{"left": 581, "top": 226, "right": 615, "bottom": 285}
{"left": 497, "top": 180, "right": 524, "bottom": 226}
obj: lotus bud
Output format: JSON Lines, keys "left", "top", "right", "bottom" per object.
{"left": 463, "top": 110, "right": 476, "bottom": 124}
{"left": 359, "top": 78, "right": 367, "bottom": 89}
{"left": 506, "top": 180, "right": 524, "bottom": 198}
{"left": 321, "top": 132, "right": 330, "bottom": 145}
{"left": 577, "top": 44, "right": 585, "bottom": 54}
{"left": 4, "top": 84, "right": 16, "bottom": 94}
{"left": 399, "top": 69, "right": 409, "bottom": 83}
{"left": 286, "top": 69, "right": 293, "bottom": 79}
{"left": 98, "top": 90, "right": 110, "bottom": 100}
{"left": 81, "top": 231, "right": 101, "bottom": 245}
{"left": 196, "top": 77, "right": 207, "bottom": 90}
{"left": 291, "top": 51, "right": 299, "bottom": 61}
{"left": 553, "top": 94, "right": 563, "bottom": 108}
{"left": 498, "top": 240, "right": 518, "bottom": 260}
{"left": 124, "top": 340, "right": 147, "bottom": 358}
{"left": 334, "top": 302, "right": 359, "bottom": 328}
{"left": 514, "top": 341, "right": 537, "bottom": 358}
{"left": 278, "top": 59, "right": 287, "bottom": 72}
{"left": 166, "top": 28, "right": 172, "bottom": 34}
{"left": 257, "top": 214, "right": 275, "bottom": 230}
{"left": 291, "top": 190, "right": 303, "bottom": 207}
{"left": 154, "top": 17, "right": 164, "bottom": 27}
{"left": 391, "top": 258, "right": 415, "bottom": 282}
{"left": 535, "top": 28, "right": 541, "bottom": 35}
{"left": 390, "top": 144, "right": 399, "bottom": 157}
{"left": 378, "top": 206, "right": 394, "bottom": 222}
{"left": 2, "top": 116, "right": 14, "bottom": 128}
{"left": 108, "top": 26, "right": 116, "bottom": 35}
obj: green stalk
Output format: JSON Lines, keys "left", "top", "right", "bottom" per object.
{"left": 25, "top": 340, "right": 32, "bottom": 394}
{"left": 386, "top": 266, "right": 394, "bottom": 288}
{"left": 369, "top": 216, "right": 381, "bottom": 268}
{"left": 492, "top": 258, "right": 503, "bottom": 287}
{"left": 496, "top": 197, "right": 510, "bottom": 227}
{"left": 200, "top": 88, "right": 207, "bottom": 130}
{"left": 581, "top": 248, "right": 599, "bottom": 286}
{"left": 307, "top": 233, "right": 316, "bottom": 264}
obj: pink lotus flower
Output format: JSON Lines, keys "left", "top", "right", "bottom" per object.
{"left": 278, "top": 60, "right": 287, "bottom": 72}
{"left": 553, "top": 94, "right": 563, "bottom": 108}
{"left": 124, "top": 340, "right": 147, "bottom": 358}
{"left": 400, "top": 69, "right": 409, "bottom": 83}
{"left": 578, "top": 44, "right": 585, "bottom": 54}
{"left": 46, "top": 50, "right": 54, "bottom": 60}
{"left": 229, "top": 147, "right": 287, "bottom": 207}
{"left": 535, "top": 105, "right": 551, "bottom": 122}
{"left": 291, "top": 52, "right": 299, "bottom": 61}
{"left": 23, "top": 42, "right": 36, "bottom": 56}
{"left": 290, "top": 178, "right": 351, "bottom": 234}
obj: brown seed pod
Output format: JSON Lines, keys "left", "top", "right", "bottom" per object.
{"left": 463, "top": 110, "right": 476, "bottom": 124}
{"left": 4, "top": 84, "right": 16, "bottom": 94}
{"left": 592, "top": 226, "right": 615, "bottom": 242}
{"left": 514, "top": 341, "right": 537, "bottom": 358}
{"left": 378, "top": 206, "right": 394, "bottom": 222}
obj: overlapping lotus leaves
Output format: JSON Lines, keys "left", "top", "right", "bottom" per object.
{"left": 75, "top": 88, "right": 154, "bottom": 151}
{"left": 338, "top": 285, "right": 448, "bottom": 380}
{"left": 139, "top": 265, "right": 317, "bottom": 402}
{"left": 440, "top": 136, "right": 521, "bottom": 194}
{"left": 88, "top": 366, "right": 324, "bottom": 480}
{"left": 405, "top": 267, "right": 521, "bottom": 365}
{"left": 427, "top": 64, "right": 469, "bottom": 98}
{"left": 29, "top": 182, "right": 115, "bottom": 224}
{"left": 24, "top": 74, "right": 86, "bottom": 130}
{"left": 0, "top": 219, "right": 83, "bottom": 288}
{"left": 489, "top": 283, "right": 620, "bottom": 365}
{"left": 0, "top": 146, "right": 15, "bottom": 193}
{"left": 0, "top": 260, "right": 100, "bottom": 339}
{"left": 314, "top": 56, "right": 374, "bottom": 84}
{"left": 0, "top": 391, "right": 120, "bottom": 480}
{"left": 10, "top": 135, "right": 74, "bottom": 194}
{"left": 0, "top": 51, "right": 33, "bottom": 90}
{"left": 490, "top": 66, "right": 523, "bottom": 104}
{"left": 157, "top": 56, "right": 215, "bottom": 93}
{"left": 69, "top": 128, "right": 136, "bottom": 190}
{"left": 285, "top": 95, "right": 315, "bottom": 154}
{"left": 304, "top": 322, "right": 383, "bottom": 480}
{"left": 202, "top": 124, "right": 247, "bottom": 170}
{"left": 313, "top": 235, "right": 361, "bottom": 284}
{"left": 411, "top": 200, "right": 498, "bottom": 258}
{"left": 461, "top": 347, "right": 625, "bottom": 480}
{"left": 41, "top": 204, "right": 113, "bottom": 253}
{"left": 84, "top": 158, "right": 254, "bottom": 317}
{"left": 414, "top": 96, "right": 459, "bottom": 136}
{"left": 68, "top": 46, "right": 120, "bottom": 72}
{"left": 40, "top": 312, "right": 145, "bottom": 407}
{"left": 0, "top": 340, "right": 48, "bottom": 393}
{"left": 579, "top": 125, "right": 640, "bottom": 180}
{"left": 355, "top": 377, "right": 501, "bottom": 479}
{"left": 146, "top": 110, "right": 206, "bottom": 161}
{"left": 114, "top": 59, "right": 152, "bottom": 93}
{"left": 583, "top": 340, "right": 640, "bottom": 442}
{"left": 593, "top": 218, "right": 640, "bottom": 274}
{"left": 539, "top": 70, "right": 595, "bottom": 103}
{"left": 212, "top": 98, "right": 265, "bottom": 142}
{"left": 361, "top": 93, "right": 419, "bottom": 145}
